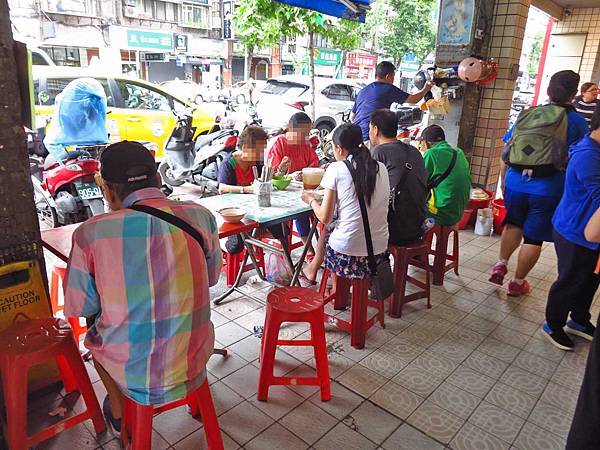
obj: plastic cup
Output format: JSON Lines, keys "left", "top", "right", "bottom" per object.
{"left": 302, "top": 167, "right": 324, "bottom": 190}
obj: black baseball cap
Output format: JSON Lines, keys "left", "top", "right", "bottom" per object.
{"left": 100, "top": 141, "right": 157, "bottom": 183}
{"left": 417, "top": 124, "right": 446, "bottom": 143}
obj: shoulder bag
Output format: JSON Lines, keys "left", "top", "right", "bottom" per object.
{"left": 343, "top": 160, "right": 395, "bottom": 300}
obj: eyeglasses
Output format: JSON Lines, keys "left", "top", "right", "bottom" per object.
{"left": 94, "top": 173, "right": 106, "bottom": 191}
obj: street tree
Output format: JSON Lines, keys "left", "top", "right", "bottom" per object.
{"left": 232, "top": 0, "right": 360, "bottom": 119}
{"left": 365, "top": 0, "right": 437, "bottom": 65}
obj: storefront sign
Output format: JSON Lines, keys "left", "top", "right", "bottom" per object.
{"left": 223, "top": 1, "right": 234, "bottom": 40}
{"left": 175, "top": 34, "right": 188, "bottom": 53}
{"left": 312, "top": 48, "right": 342, "bottom": 66}
{"left": 142, "top": 52, "right": 167, "bottom": 62}
{"left": 346, "top": 52, "right": 377, "bottom": 68}
{"left": 127, "top": 29, "right": 173, "bottom": 51}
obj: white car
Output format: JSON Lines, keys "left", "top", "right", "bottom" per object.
{"left": 160, "top": 80, "right": 220, "bottom": 104}
{"left": 255, "top": 75, "right": 366, "bottom": 137}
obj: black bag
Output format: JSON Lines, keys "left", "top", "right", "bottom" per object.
{"left": 388, "top": 152, "right": 427, "bottom": 244}
{"left": 129, "top": 203, "right": 207, "bottom": 254}
{"left": 427, "top": 149, "right": 457, "bottom": 190}
{"left": 343, "top": 160, "right": 395, "bottom": 301}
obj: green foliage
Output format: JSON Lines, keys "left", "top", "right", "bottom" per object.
{"left": 365, "top": 0, "right": 437, "bottom": 63}
{"left": 528, "top": 33, "right": 544, "bottom": 77}
{"left": 232, "top": 0, "right": 360, "bottom": 52}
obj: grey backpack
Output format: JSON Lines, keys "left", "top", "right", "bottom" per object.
{"left": 502, "top": 104, "right": 569, "bottom": 173}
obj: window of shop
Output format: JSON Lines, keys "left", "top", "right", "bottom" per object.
{"left": 40, "top": 0, "right": 96, "bottom": 16}
{"left": 42, "top": 46, "right": 81, "bottom": 67}
{"left": 117, "top": 81, "right": 171, "bottom": 111}
{"left": 180, "top": 3, "right": 209, "bottom": 28}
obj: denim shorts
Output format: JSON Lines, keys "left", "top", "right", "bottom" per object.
{"left": 504, "top": 187, "right": 561, "bottom": 242}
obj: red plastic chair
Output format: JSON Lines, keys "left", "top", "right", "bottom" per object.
{"left": 425, "top": 224, "right": 460, "bottom": 285}
{"left": 0, "top": 317, "right": 105, "bottom": 449}
{"left": 49, "top": 264, "right": 88, "bottom": 345}
{"left": 319, "top": 270, "right": 385, "bottom": 349}
{"left": 258, "top": 287, "right": 330, "bottom": 401}
{"left": 388, "top": 242, "right": 431, "bottom": 318}
{"left": 120, "top": 379, "right": 223, "bottom": 450}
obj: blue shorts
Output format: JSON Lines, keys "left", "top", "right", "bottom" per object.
{"left": 504, "top": 188, "right": 560, "bottom": 243}
{"left": 295, "top": 216, "right": 311, "bottom": 237}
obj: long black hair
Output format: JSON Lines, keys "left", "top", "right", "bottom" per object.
{"left": 332, "top": 123, "right": 379, "bottom": 206}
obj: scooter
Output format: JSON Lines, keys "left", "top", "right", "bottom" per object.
{"left": 29, "top": 144, "right": 107, "bottom": 228}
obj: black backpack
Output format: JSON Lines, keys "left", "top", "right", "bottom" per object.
{"left": 388, "top": 152, "right": 428, "bottom": 244}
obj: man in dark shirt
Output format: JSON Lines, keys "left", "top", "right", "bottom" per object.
{"left": 370, "top": 108, "right": 428, "bottom": 244}
{"left": 351, "top": 61, "right": 433, "bottom": 142}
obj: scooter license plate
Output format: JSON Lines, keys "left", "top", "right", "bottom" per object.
{"left": 76, "top": 183, "right": 102, "bottom": 200}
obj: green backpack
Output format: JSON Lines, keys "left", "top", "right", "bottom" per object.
{"left": 502, "top": 104, "right": 569, "bottom": 173}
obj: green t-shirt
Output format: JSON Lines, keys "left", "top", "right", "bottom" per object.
{"left": 423, "top": 141, "right": 471, "bottom": 225}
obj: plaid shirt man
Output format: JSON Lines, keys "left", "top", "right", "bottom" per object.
{"left": 65, "top": 187, "right": 221, "bottom": 405}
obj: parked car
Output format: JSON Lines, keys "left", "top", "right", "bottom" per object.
{"left": 255, "top": 75, "right": 366, "bottom": 137}
{"left": 33, "top": 67, "right": 217, "bottom": 160}
{"left": 225, "top": 79, "right": 266, "bottom": 104}
{"left": 160, "top": 79, "right": 220, "bottom": 104}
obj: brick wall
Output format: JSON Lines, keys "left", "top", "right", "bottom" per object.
{"left": 552, "top": 7, "right": 600, "bottom": 84}
{"left": 469, "top": 0, "right": 531, "bottom": 191}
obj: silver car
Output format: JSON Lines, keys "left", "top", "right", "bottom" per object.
{"left": 255, "top": 75, "right": 366, "bottom": 138}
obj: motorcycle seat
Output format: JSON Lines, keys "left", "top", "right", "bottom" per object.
{"left": 44, "top": 149, "right": 91, "bottom": 170}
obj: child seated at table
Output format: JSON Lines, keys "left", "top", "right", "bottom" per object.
{"left": 269, "top": 112, "right": 320, "bottom": 254}
{"left": 218, "top": 125, "right": 268, "bottom": 193}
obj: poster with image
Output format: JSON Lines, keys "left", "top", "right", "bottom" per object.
{"left": 439, "top": 0, "right": 475, "bottom": 46}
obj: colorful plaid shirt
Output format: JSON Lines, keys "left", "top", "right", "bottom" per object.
{"left": 64, "top": 188, "right": 222, "bottom": 405}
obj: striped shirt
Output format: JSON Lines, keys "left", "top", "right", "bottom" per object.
{"left": 572, "top": 95, "right": 599, "bottom": 125}
{"left": 64, "top": 188, "right": 222, "bottom": 405}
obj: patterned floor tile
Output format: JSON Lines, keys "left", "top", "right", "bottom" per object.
{"left": 393, "top": 364, "right": 446, "bottom": 397}
{"left": 380, "top": 336, "right": 426, "bottom": 364}
{"left": 443, "top": 296, "right": 479, "bottom": 313}
{"left": 337, "top": 364, "right": 387, "bottom": 398}
{"left": 429, "top": 304, "right": 469, "bottom": 324}
{"left": 551, "top": 362, "right": 586, "bottom": 389}
{"left": 408, "top": 351, "right": 459, "bottom": 378}
{"left": 477, "top": 337, "right": 521, "bottom": 363}
{"left": 454, "top": 287, "right": 488, "bottom": 304}
{"left": 501, "top": 315, "right": 539, "bottom": 336}
{"left": 512, "top": 350, "right": 559, "bottom": 379}
{"left": 446, "top": 366, "right": 496, "bottom": 398}
{"left": 407, "top": 400, "right": 465, "bottom": 445}
{"left": 462, "top": 351, "right": 509, "bottom": 379}
{"left": 215, "top": 321, "right": 253, "bottom": 346}
{"left": 490, "top": 326, "right": 531, "bottom": 349}
{"left": 214, "top": 297, "right": 262, "bottom": 320}
{"left": 218, "top": 401, "right": 274, "bottom": 446}
{"left": 313, "top": 422, "right": 378, "bottom": 450}
{"left": 460, "top": 314, "right": 499, "bottom": 335}
{"left": 308, "top": 381, "right": 364, "bottom": 418}
{"left": 428, "top": 381, "right": 481, "bottom": 419}
{"left": 499, "top": 366, "right": 548, "bottom": 398}
{"left": 428, "top": 337, "right": 477, "bottom": 363}
{"left": 445, "top": 326, "right": 487, "bottom": 347}
{"left": 210, "top": 381, "right": 245, "bottom": 416}
{"left": 221, "top": 363, "right": 260, "bottom": 399}
{"left": 359, "top": 347, "right": 409, "bottom": 378}
{"left": 540, "top": 381, "right": 580, "bottom": 415}
{"left": 370, "top": 380, "right": 424, "bottom": 419}
{"left": 206, "top": 350, "right": 249, "bottom": 380}
{"left": 306, "top": 348, "right": 355, "bottom": 379}
{"left": 528, "top": 400, "right": 574, "bottom": 439}
{"left": 513, "top": 422, "right": 566, "bottom": 450}
{"left": 484, "top": 382, "right": 537, "bottom": 419}
{"left": 245, "top": 423, "right": 307, "bottom": 450}
{"left": 450, "top": 422, "right": 510, "bottom": 450}
{"left": 382, "top": 423, "right": 445, "bottom": 450}
{"left": 471, "top": 304, "right": 509, "bottom": 324}
{"left": 248, "top": 386, "right": 305, "bottom": 420}
{"left": 344, "top": 400, "right": 402, "bottom": 444}
{"left": 468, "top": 401, "right": 525, "bottom": 443}
{"left": 279, "top": 401, "right": 338, "bottom": 445}
{"left": 510, "top": 304, "right": 545, "bottom": 324}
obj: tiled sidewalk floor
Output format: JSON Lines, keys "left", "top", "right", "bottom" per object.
{"left": 24, "top": 230, "right": 598, "bottom": 450}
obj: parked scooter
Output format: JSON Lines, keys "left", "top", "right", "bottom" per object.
{"left": 30, "top": 78, "right": 110, "bottom": 228}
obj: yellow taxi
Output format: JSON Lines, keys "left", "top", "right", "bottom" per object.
{"left": 32, "top": 66, "right": 217, "bottom": 160}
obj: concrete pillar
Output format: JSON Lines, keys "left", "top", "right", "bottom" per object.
{"left": 469, "top": 0, "right": 531, "bottom": 191}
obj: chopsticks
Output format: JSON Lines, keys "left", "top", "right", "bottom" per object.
{"left": 255, "top": 159, "right": 275, "bottom": 182}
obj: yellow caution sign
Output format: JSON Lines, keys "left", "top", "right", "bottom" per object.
{"left": 0, "top": 260, "right": 58, "bottom": 386}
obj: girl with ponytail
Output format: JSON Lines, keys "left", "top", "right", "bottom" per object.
{"left": 302, "top": 123, "right": 390, "bottom": 281}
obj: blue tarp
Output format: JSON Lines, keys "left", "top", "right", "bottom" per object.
{"left": 44, "top": 78, "right": 108, "bottom": 161}
{"left": 273, "top": 0, "right": 373, "bottom": 22}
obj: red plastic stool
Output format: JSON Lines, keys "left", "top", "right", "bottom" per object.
{"left": 319, "top": 270, "right": 385, "bottom": 349}
{"left": 258, "top": 287, "right": 330, "bottom": 401}
{"left": 49, "top": 264, "right": 88, "bottom": 345}
{"left": 120, "top": 379, "right": 223, "bottom": 450}
{"left": 223, "top": 247, "right": 265, "bottom": 287}
{"left": 388, "top": 242, "right": 431, "bottom": 318}
{"left": 425, "top": 225, "right": 459, "bottom": 285}
{"left": 0, "top": 317, "right": 106, "bottom": 449}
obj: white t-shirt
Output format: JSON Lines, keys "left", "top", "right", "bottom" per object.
{"left": 321, "top": 159, "right": 390, "bottom": 256}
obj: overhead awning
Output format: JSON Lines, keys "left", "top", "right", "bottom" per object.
{"left": 273, "top": 0, "right": 373, "bottom": 22}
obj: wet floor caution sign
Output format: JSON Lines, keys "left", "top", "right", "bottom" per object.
{"left": 0, "top": 260, "right": 58, "bottom": 386}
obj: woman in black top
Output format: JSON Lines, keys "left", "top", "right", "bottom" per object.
{"left": 573, "top": 82, "right": 599, "bottom": 126}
